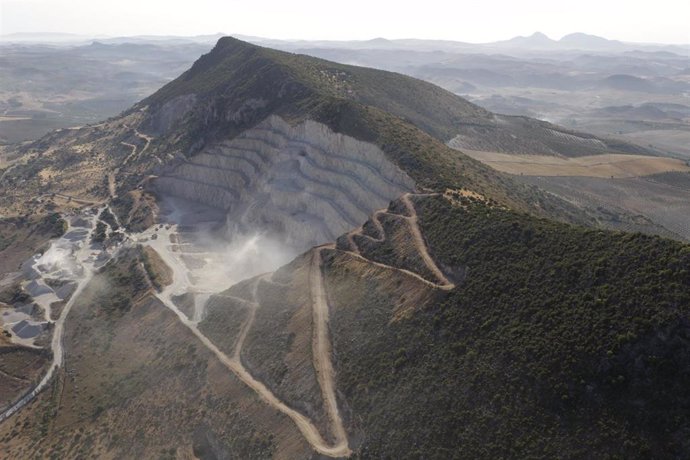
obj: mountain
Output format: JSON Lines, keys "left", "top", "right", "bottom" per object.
{"left": 471, "top": 32, "right": 690, "bottom": 54}
{"left": 559, "top": 32, "right": 625, "bottom": 50}
{"left": 144, "top": 38, "right": 656, "bottom": 156}
{"left": 0, "top": 37, "right": 689, "bottom": 458}
{"left": 2, "top": 36, "right": 659, "bottom": 242}
{"left": 495, "top": 32, "right": 628, "bottom": 52}
{"left": 496, "top": 31, "right": 558, "bottom": 48}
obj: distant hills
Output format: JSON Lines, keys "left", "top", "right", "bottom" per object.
{"left": 3, "top": 31, "right": 688, "bottom": 54}
{"left": 495, "top": 31, "right": 629, "bottom": 51}
{"left": 0, "top": 36, "right": 657, "bottom": 219}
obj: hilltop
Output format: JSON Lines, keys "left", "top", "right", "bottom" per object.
{"left": 138, "top": 37, "right": 649, "bottom": 157}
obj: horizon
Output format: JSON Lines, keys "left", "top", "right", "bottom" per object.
{"left": 1, "top": 0, "right": 689, "bottom": 45}
{"left": 1, "top": 30, "right": 688, "bottom": 47}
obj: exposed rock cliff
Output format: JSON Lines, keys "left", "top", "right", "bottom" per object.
{"left": 155, "top": 116, "right": 415, "bottom": 248}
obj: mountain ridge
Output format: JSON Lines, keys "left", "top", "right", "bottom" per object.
{"left": 137, "top": 36, "right": 651, "bottom": 158}
{"left": 0, "top": 36, "right": 667, "bottom": 239}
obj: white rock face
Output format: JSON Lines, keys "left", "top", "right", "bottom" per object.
{"left": 155, "top": 115, "right": 415, "bottom": 248}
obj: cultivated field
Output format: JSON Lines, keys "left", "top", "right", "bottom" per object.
{"left": 462, "top": 150, "right": 690, "bottom": 178}
{"left": 621, "top": 129, "right": 690, "bottom": 160}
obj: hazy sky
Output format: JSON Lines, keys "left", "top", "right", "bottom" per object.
{"left": 1, "top": 0, "right": 689, "bottom": 44}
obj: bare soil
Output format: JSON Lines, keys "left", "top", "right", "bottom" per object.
{"left": 462, "top": 150, "right": 690, "bottom": 178}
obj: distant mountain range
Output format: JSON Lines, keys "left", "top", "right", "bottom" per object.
{"left": 3, "top": 31, "right": 688, "bottom": 54}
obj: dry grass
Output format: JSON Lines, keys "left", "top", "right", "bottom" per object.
{"left": 462, "top": 150, "right": 690, "bottom": 178}
{"left": 0, "top": 256, "right": 312, "bottom": 459}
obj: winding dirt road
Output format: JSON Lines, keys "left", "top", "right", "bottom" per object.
{"left": 121, "top": 129, "right": 153, "bottom": 166}
{"left": 344, "top": 193, "right": 454, "bottom": 289}
{"left": 149, "top": 230, "right": 352, "bottom": 457}
{"left": 399, "top": 194, "right": 453, "bottom": 286}
{"left": 1, "top": 191, "right": 449, "bottom": 457}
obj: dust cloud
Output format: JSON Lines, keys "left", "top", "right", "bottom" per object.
{"left": 190, "top": 226, "right": 297, "bottom": 291}
{"left": 140, "top": 196, "right": 300, "bottom": 320}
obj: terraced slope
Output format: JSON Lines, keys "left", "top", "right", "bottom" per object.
{"left": 1, "top": 35, "right": 687, "bottom": 460}
{"left": 156, "top": 116, "right": 414, "bottom": 247}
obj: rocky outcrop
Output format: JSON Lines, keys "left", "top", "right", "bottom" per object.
{"left": 144, "top": 94, "right": 197, "bottom": 136}
{"left": 155, "top": 115, "right": 415, "bottom": 248}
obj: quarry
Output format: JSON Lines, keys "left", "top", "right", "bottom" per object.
{"left": 155, "top": 115, "right": 416, "bottom": 249}
{"left": 1, "top": 33, "right": 689, "bottom": 459}
{"left": 0, "top": 114, "right": 424, "bottom": 453}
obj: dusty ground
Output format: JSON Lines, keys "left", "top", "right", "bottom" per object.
{"left": 461, "top": 150, "right": 690, "bottom": 178}
{"left": 0, "top": 255, "right": 311, "bottom": 459}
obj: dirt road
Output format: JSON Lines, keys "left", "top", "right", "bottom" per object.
{"left": 122, "top": 130, "right": 153, "bottom": 165}
{"left": 399, "top": 194, "right": 453, "bottom": 286}
{"left": 154, "top": 285, "right": 351, "bottom": 457}
{"left": 310, "top": 247, "right": 350, "bottom": 451}
{"left": 0, "top": 209, "right": 102, "bottom": 424}
{"left": 148, "top": 229, "right": 351, "bottom": 457}
{"left": 345, "top": 193, "right": 454, "bottom": 289}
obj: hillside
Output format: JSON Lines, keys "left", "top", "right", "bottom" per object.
{"left": 3, "top": 192, "right": 687, "bottom": 458}
{"left": 0, "top": 36, "right": 688, "bottom": 459}
{"left": 1, "top": 36, "right": 654, "bottom": 236}
{"left": 139, "top": 37, "right": 650, "bottom": 157}
{"left": 0, "top": 37, "right": 612, "bottom": 240}
{"left": 323, "top": 193, "right": 690, "bottom": 457}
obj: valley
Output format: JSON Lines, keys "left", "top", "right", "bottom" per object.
{"left": 460, "top": 149, "right": 690, "bottom": 241}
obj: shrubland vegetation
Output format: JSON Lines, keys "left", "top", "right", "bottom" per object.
{"left": 326, "top": 194, "right": 690, "bottom": 458}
